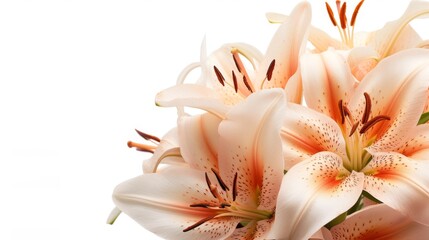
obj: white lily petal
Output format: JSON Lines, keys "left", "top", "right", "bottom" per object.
{"left": 218, "top": 89, "right": 285, "bottom": 209}
{"left": 368, "top": 0, "right": 429, "bottom": 58}
{"left": 347, "top": 46, "right": 379, "bottom": 81}
{"left": 270, "top": 152, "right": 365, "bottom": 240}
{"left": 284, "top": 70, "right": 302, "bottom": 104}
{"left": 265, "top": 12, "right": 343, "bottom": 52}
{"left": 398, "top": 124, "right": 429, "bottom": 158}
{"left": 417, "top": 39, "right": 429, "bottom": 49}
{"left": 178, "top": 113, "right": 221, "bottom": 171}
{"left": 256, "top": 2, "right": 311, "bottom": 89}
{"left": 282, "top": 102, "right": 347, "bottom": 170}
{"left": 362, "top": 152, "right": 429, "bottom": 225}
{"left": 143, "top": 128, "right": 184, "bottom": 173}
{"left": 327, "top": 204, "right": 429, "bottom": 239}
{"left": 349, "top": 49, "right": 429, "bottom": 152}
{"left": 155, "top": 84, "right": 229, "bottom": 118}
{"left": 113, "top": 167, "right": 240, "bottom": 240}
{"left": 301, "top": 49, "right": 356, "bottom": 123}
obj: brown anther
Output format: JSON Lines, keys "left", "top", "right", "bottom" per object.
{"left": 211, "top": 168, "right": 229, "bottom": 191}
{"left": 232, "top": 70, "right": 238, "bottom": 93}
{"left": 325, "top": 2, "right": 338, "bottom": 27}
{"left": 232, "top": 172, "right": 238, "bottom": 202}
{"left": 127, "top": 141, "right": 155, "bottom": 153}
{"left": 359, "top": 115, "right": 391, "bottom": 134}
{"left": 266, "top": 59, "right": 276, "bottom": 81}
{"left": 231, "top": 49, "right": 242, "bottom": 73}
{"left": 190, "top": 203, "right": 211, "bottom": 208}
{"left": 339, "top": 2, "right": 347, "bottom": 29}
{"left": 338, "top": 99, "right": 345, "bottom": 124}
{"left": 213, "top": 66, "right": 225, "bottom": 86}
{"left": 220, "top": 203, "right": 231, "bottom": 208}
{"left": 135, "top": 129, "right": 160, "bottom": 142}
{"left": 351, "top": 0, "right": 365, "bottom": 27}
{"left": 343, "top": 106, "right": 354, "bottom": 124}
{"left": 349, "top": 122, "right": 359, "bottom": 137}
{"left": 362, "top": 92, "right": 371, "bottom": 124}
{"left": 243, "top": 75, "right": 253, "bottom": 93}
{"left": 183, "top": 215, "right": 215, "bottom": 232}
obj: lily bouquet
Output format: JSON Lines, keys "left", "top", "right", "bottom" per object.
{"left": 109, "top": 1, "right": 429, "bottom": 239}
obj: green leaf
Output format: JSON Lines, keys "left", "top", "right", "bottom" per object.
{"left": 418, "top": 112, "right": 429, "bottom": 125}
{"left": 325, "top": 211, "right": 347, "bottom": 229}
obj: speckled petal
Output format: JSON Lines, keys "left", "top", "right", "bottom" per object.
{"left": 349, "top": 49, "right": 429, "bottom": 152}
{"left": 301, "top": 49, "right": 356, "bottom": 123}
{"left": 281, "top": 103, "right": 347, "bottom": 169}
{"left": 178, "top": 113, "right": 221, "bottom": 172}
{"left": 326, "top": 204, "right": 429, "bottom": 239}
{"left": 397, "top": 124, "right": 429, "bottom": 159}
{"left": 113, "top": 167, "right": 240, "bottom": 240}
{"left": 218, "top": 89, "right": 285, "bottom": 210}
{"left": 269, "top": 152, "right": 364, "bottom": 240}
{"left": 362, "top": 152, "right": 429, "bottom": 225}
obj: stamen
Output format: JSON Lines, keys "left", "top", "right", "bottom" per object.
{"left": 231, "top": 48, "right": 255, "bottom": 92}
{"left": 351, "top": 0, "right": 365, "bottom": 27}
{"left": 134, "top": 129, "right": 160, "bottom": 142}
{"left": 205, "top": 172, "right": 217, "bottom": 199}
{"left": 343, "top": 106, "right": 354, "bottom": 124}
{"left": 325, "top": 2, "right": 338, "bottom": 27}
{"left": 127, "top": 141, "right": 155, "bottom": 153}
{"left": 232, "top": 172, "right": 238, "bottom": 202}
{"left": 243, "top": 75, "right": 253, "bottom": 93}
{"left": 183, "top": 215, "right": 215, "bottom": 232}
{"left": 232, "top": 70, "right": 238, "bottom": 93}
{"left": 190, "top": 203, "right": 211, "bottom": 208}
{"left": 362, "top": 92, "right": 371, "bottom": 124}
{"left": 220, "top": 203, "right": 231, "bottom": 208}
{"left": 338, "top": 99, "right": 345, "bottom": 124}
{"left": 205, "top": 173, "right": 224, "bottom": 201}
{"left": 213, "top": 66, "right": 225, "bottom": 86}
{"left": 339, "top": 2, "right": 347, "bottom": 29}
{"left": 359, "top": 115, "right": 391, "bottom": 134}
{"left": 211, "top": 168, "right": 229, "bottom": 191}
{"left": 349, "top": 122, "right": 359, "bottom": 137}
{"left": 266, "top": 59, "right": 276, "bottom": 81}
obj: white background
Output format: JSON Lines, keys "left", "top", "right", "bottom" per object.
{"left": 0, "top": 0, "right": 425, "bottom": 239}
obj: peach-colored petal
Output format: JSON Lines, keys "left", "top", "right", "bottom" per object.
{"left": 326, "top": 204, "right": 429, "bottom": 240}
{"left": 347, "top": 47, "right": 379, "bottom": 81}
{"left": 113, "top": 167, "right": 240, "bottom": 240}
{"left": 143, "top": 128, "right": 184, "bottom": 173}
{"left": 155, "top": 84, "right": 229, "bottom": 118}
{"left": 265, "top": 12, "right": 344, "bottom": 52}
{"left": 270, "top": 152, "right": 365, "bottom": 240}
{"left": 362, "top": 152, "right": 429, "bottom": 225}
{"left": 349, "top": 49, "right": 429, "bottom": 152}
{"left": 218, "top": 89, "right": 285, "bottom": 209}
{"left": 366, "top": 0, "right": 429, "bottom": 59}
{"left": 255, "top": 2, "right": 311, "bottom": 90}
{"left": 281, "top": 103, "right": 347, "bottom": 169}
{"left": 301, "top": 49, "right": 356, "bottom": 123}
{"left": 178, "top": 113, "right": 221, "bottom": 171}
{"left": 284, "top": 70, "right": 303, "bottom": 104}
{"left": 398, "top": 124, "right": 429, "bottom": 158}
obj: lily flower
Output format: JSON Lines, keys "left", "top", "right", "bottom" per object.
{"left": 322, "top": 204, "right": 429, "bottom": 239}
{"left": 112, "top": 89, "right": 286, "bottom": 239}
{"left": 267, "top": 0, "right": 429, "bottom": 80}
{"left": 155, "top": 1, "right": 311, "bottom": 113}
{"left": 271, "top": 49, "right": 429, "bottom": 239}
